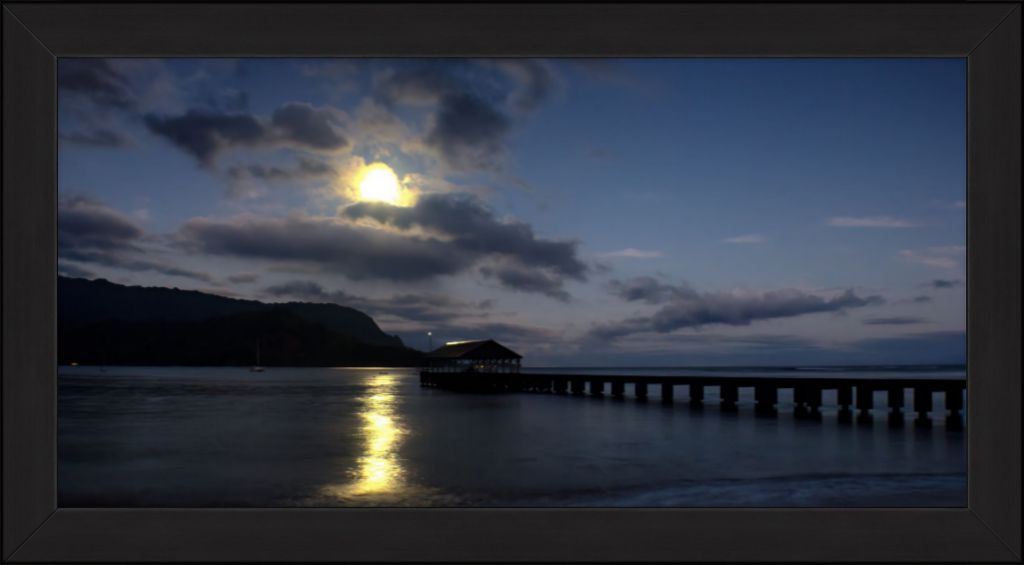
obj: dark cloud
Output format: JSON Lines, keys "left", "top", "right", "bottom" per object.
{"left": 143, "top": 110, "right": 267, "bottom": 165}
{"left": 591, "top": 279, "right": 885, "bottom": 340}
{"left": 60, "top": 127, "right": 133, "bottom": 148}
{"left": 226, "top": 273, "right": 260, "bottom": 284}
{"left": 910, "top": 295, "right": 933, "bottom": 304}
{"left": 263, "top": 280, "right": 555, "bottom": 353}
{"left": 196, "top": 88, "right": 250, "bottom": 113}
{"left": 489, "top": 60, "right": 557, "bottom": 112}
{"left": 480, "top": 263, "right": 570, "bottom": 301}
{"left": 264, "top": 280, "right": 330, "bottom": 300}
{"left": 372, "top": 61, "right": 555, "bottom": 171}
{"left": 263, "top": 279, "right": 492, "bottom": 324}
{"left": 862, "top": 317, "right": 929, "bottom": 326}
{"left": 226, "top": 157, "right": 335, "bottom": 183}
{"left": 270, "top": 102, "right": 348, "bottom": 150}
{"left": 106, "top": 256, "right": 215, "bottom": 283}
{"left": 59, "top": 60, "right": 136, "bottom": 110}
{"left": 176, "top": 214, "right": 470, "bottom": 281}
{"left": 59, "top": 195, "right": 213, "bottom": 283}
{"left": 608, "top": 276, "right": 687, "bottom": 304}
{"left": 144, "top": 103, "right": 347, "bottom": 166}
{"left": 425, "top": 93, "right": 510, "bottom": 170}
{"left": 58, "top": 262, "right": 96, "bottom": 279}
{"left": 181, "top": 193, "right": 586, "bottom": 296}
{"left": 927, "top": 279, "right": 962, "bottom": 289}
{"left": 374, "top": 67, "right": 459, "bottom": 107}
{"left": 59, "top": 195, "right": 144, "bottom": 252}
{"left": 343, "top": 193, "right": 587, "bottom": 280}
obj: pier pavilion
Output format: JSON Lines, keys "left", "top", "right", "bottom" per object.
{"left": 422, "top": 339, "right": 522, "bottom": 374}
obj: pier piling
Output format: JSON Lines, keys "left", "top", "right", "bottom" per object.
{"left": 420, "top": 370, "right": 964, "bottom": 431}
{"left": 945, "top": 386, "right": 963, "bottom": 417}
{"left": 689, "top": 384, "right": 704, "bottom": 408}
{"left": 856, "top": 385, "right": 874, "bottom": 423}
{"left": 571, "top": 379, "right": 585, "bottom": 395}
{"left": 611, "top": 381, "right": 625, "bottom": 398}
{"left": 807, "top": 387, "right": 822, "bottom": 419}
{"left": 755, "top": 386, "right": 778, "bottom": 415}
{"left": 661, "top": 383, "right": 674, "bottom": 404}
{"left": 837, "top": 385, "right": 853, "bottom": 422}
{"left": 794, "top": 386, "right": 809, "bottom": 418}
{"left": 888, "top": 388, "right": 905, "bottom": 416}
{"left": 914, "top": 387, "right": 933, "bottom": 424}
{"left": 720, "top": 385, "right": 738, "bottom": 411}
{"left": 945, "top": 386, "right": 964, "bottom": 429}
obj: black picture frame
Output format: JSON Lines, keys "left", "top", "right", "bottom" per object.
{"left": 2, "top": 2, "right": 1020, "bottom": 562}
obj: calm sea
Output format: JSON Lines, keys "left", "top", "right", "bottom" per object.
{"left": 58, "top": 365, "right": 966, "bottom": 507}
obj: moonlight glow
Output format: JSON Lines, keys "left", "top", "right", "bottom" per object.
{"left": 357, "top": 163, "right": 404, "bottom": 205}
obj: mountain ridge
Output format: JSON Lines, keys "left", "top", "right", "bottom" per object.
{"left": 58, "top": 276, "right": 422, "bottom": 367}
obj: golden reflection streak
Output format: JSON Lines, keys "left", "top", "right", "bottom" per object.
{"left": 325, "top": 373, "right": 407, "bottom": 500}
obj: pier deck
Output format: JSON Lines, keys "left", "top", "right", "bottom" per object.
{"left": 420, "top": 371, "right": 967, "bottom": 427}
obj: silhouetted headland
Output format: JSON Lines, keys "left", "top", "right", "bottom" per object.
{"left": 58, "top": 277, "right": 422, "bottom": 367}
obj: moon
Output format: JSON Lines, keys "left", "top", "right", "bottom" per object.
{"left": 358, "top": 163, "right": 403, "bottom": 205}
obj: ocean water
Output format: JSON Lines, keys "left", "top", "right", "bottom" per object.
{"left": 58, "top": 366, "right": 966, "bottom": 508}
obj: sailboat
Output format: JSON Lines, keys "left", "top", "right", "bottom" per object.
{"left": 250, "top": 343, "right": 265, "bottom": 373}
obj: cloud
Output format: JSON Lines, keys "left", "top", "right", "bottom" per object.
{"left": 827, "top": 216, "right": 917, "bottom": 228}
{"left": 908, "top": 295, "right": 933, "bottom": 304}
{"left": 486, "top": 59, "right": 557, "bottom": 112}
{"left": 302, "top": 61, "right": 357, "bottom": 81}
{"left": 263, "top": 279, "right": 493, "bottom": 325}
{"left": 926, "top": 278, "right": 962, "bottom": 289}
{"left": 58, "top": 262, "right": 96, "bottom": 279}
{"left": 592, "top": 279, "right": 885, "bottom": 340}
{"left": 59, "top": 195, "right": 213, "bottom": 283}
{"left": 342, "top": 192, "right": 588, "bottom": 281}
{"left": 862, "top": 316, "right": 929, "bottom": 326}
{"left": 226, "top": 273, "right": 260, "bottom": 284}
{"left": 599, "top": 248, "right": 663, "bottom": 259}
{"left": 143, "top": 110, "right": 266, "bottom": 164}
{"left": 899, "top": 246, "right": 965, "bottom": 269}
{"left": 59, "top": 195, "right": 145, "bottom": 252}
{"left": 425, "top": 93, "right": 510, "bottom": 170}
{"left": 722, "top": 234, "right": 765, "bottom": 244}
{"left": 178, "top": 191, "right": 587, "bottom": 297}
{"left": 176, "top": 214, "right": 470, "bottom": 281}
{"left": 607, "top": 276, "right": 686, "bottom": 305}
{"left": 370, "top": 61, "right": 556, "bottom": 171}
{"left": 59, "top": 60, "right": 136, "bottom": 110}
{"left": 224, "top": 157, "right": 337, "bottom": 198}
{"left": 374, "top": 66, "right": 460, "bottom": 107}
{"left": 144, "top": 102, "right": 348, "bottom": 166}
{"left": 480, "top": 263, "right": 571, "bottom": 301}
{"left": 269, "top": 102, "right": 348, "bottom": 150}
{"left": 60, "top": 127, "right": 133, "bottom": 148}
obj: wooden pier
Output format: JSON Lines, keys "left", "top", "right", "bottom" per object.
{"left": 420, "top": 371, "right": 967, "bottom": 428}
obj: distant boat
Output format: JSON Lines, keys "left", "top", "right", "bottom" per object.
{"left": 250, "top": 343, "right": 265, "bottom": 373}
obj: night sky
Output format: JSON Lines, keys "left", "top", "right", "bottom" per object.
{"left": 58, "top": 58, "right": 966, "bottom": 365}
